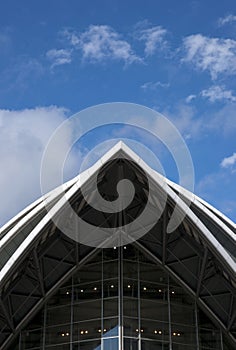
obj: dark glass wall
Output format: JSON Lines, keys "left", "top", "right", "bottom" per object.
{"left": 15, "top": 245, "right": 234, "bottom": 350}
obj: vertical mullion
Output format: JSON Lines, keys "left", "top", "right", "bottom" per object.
{"left": 138, "top": 250, "right": 141, "bottom": 350}
{"left": 220, "top": 329, "right": 224, "bottom": 350}
{"left": 119, "top": 245, "right": 124, "bottom": 350}
{"left": 167, "top": 275, "right": 172, "bottom": 350}
{"left": 70, "top": 277, "right": 73, "bottom": 350}
{"left": 18, "top": 330, "right": 22, "bottom": 350}
{"left": 195, "top": 302, "right": 200, "bottom": 350}
{"left": 42, "top": 304, "right": 47, "bottom": 350}
{"left": 102, "top": 250, "right": 104, "bottom": 350}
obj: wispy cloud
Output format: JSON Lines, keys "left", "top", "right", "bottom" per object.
{"left": 185, "top": 94, "right": 197, "bottom": 103}
{"left": 205, "top": 103, "right": 236, "bottom": 135}
{"left": 196, "top": 169, "right": 236, "bottom": 220}
{"left": 63, "top": 25, "right": 141, "bottom": 65}
{"left": 218, "top": 14, "right": 236, "bottom": 26}
{"left": 0, "top": 31, "right": 11, "bottom": 49}
{"left": 221, "top": 152, "right": 236, "bottom": 168}
{"left": 0, "top": 27, "right": 13, "bottom": 53}
{"left": 0, "top": 57, "right": 44, "bottom": 92}
{"left": 196, "top": 172, "right": 222, "bottom": 200}
{"left": 141, "top": 81, "right": 169, "bottom": 90}
{"left": 182, "top": 34, "right": 236, "bottom": 79}
{"left": 46, "top": 48, "right": 72, "bottom": 68}
{"left": 201, "top": 85, "right": 236, "bottom": 102}
{"left": 137, "top": 24, "right": 168, "bottom": 56}
{"left": 52, "top": 23, "right": 169, "bottom": 67}
{"left": 160, "top": 103, "right": 201, "bottom": 140}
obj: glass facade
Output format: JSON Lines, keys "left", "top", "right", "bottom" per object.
{"left": 15, "top": 245, "right": 234, "bottom": 350}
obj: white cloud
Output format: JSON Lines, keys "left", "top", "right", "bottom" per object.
{"left": 221, "top": 152, "right": 236, "bottom": 168}
{"left": 182, "top": 34, "right": 236, "bottom": 79}
{"left": 46, "top": 48, "right": 72, "bottom": 68}
{"left": 218, "top": 14, "right": 236, "bottom": 26}
{"left": 64, "top": 25, "right": 141, "bottom": 64}
{"left": 138, "top": 25, "right": 168, "bottom": 56}
{"left": 201, "top": 85, "right": 236, "bottom": 102}
{"left": 185, "top": 94, "right": 197, "bottom": 103}
{"left": 0, "top": 106, "right": 81, "bottom": 226}
{"left": 141, "top": 81, "right": 169, "bottom": 90}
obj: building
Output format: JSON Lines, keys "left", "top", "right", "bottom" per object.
{"left": 0, "top": 142, "right": 235, "bottom": 350}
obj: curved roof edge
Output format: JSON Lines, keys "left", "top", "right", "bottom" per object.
{"left": 168, "top": 178, "right": 236, "bottom": 234}
{"left": 0, "top": 142, "right": 235, "bottom": 285}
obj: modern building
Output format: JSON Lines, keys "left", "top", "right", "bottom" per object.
{"left": 0, "top": 142, "right": 235, "bottom": 350}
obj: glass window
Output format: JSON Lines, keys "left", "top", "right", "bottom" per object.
{"left": 72, "top": 319, "right": 102, "bottom": 343}
{"left": 141, "top": 339, "right": 169, "bottom": 349}
{"left": 124, "top": 337, "right": 138, "bottom": 349}
{"left": 103, "top": 318, "right": 119, "bottom": 337}
{"left": 123, "top": 317, "right": 139, "bottom": 337}
{"left": 103, "top": 297, "right": 118, "bottom": 318}
{"left": 123, "top": 297, "right": 138, "bottom": 318}
{"left": 171, "top": 303, "right": 195, "bottom": 326}
{"left": 171, "top": 323, "right": 196, "bottom": 346}
{"left": 16, "top": 245, "right": 236, "bottom": 350}
{"left": 103, "top": 260, "right": 118, "bottom": 279}
{"left": 103, "top": 279, "right": 118, "bottom": 298}
{"left": 123, "top": 279, "right": 138, "bottom": 297}
{"left": 45, "top": 323, "right": 71, "bottom": 345}
{"left": 139, "top": 319, "right": 169, "bottom": 342}
{"left": 73, "top": 299, "right": 101, "bottom": 321}
{"left": 47, "top": 304, "right": 71, "bottom": 326}
{"left": 72, "top": 339, "right": 101, "bottom": 350}
{"left": 141, "top": 299, "right": 168, "bottom": 322}
{"left": 103, "top": 337, "right": 119, "bottom": 349}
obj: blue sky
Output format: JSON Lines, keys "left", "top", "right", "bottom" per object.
{"left": 0, "top": 0, "right": 236, "bottom": 225}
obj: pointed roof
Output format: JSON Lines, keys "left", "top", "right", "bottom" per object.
{"left": 0, "top": 141, "right": 236, "bottom": 349}
{"left": 0, "top": 141, "right": 235, "bottom": 279}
